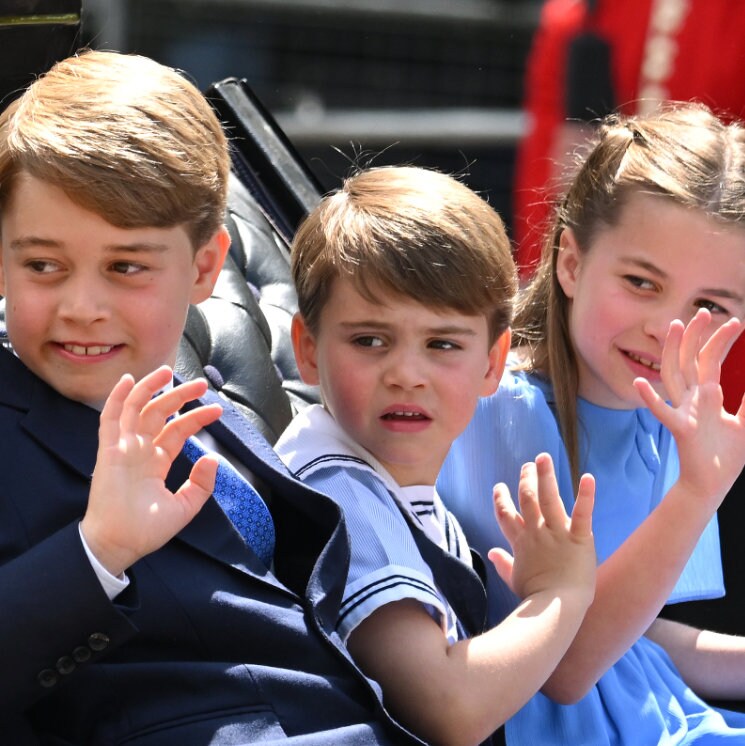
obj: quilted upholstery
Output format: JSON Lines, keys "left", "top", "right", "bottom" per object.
{"left": 176, "top": 173, "right": 320, "bottom": 445}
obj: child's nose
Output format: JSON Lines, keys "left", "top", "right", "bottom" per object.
{"left": 643, "top": 304, "right": 687, "bottom": 343}
{"left": 58, "top": 276, "right": 109, "bottom": 324}
{"left": 382, "top": 347, "right": 426, "bottom": 389}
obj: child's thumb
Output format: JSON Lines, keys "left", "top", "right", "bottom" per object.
{"left": 487, "top": 547, "right": 515, "bottom": 589}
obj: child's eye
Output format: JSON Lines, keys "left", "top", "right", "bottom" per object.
{"left": 109, "top": 261, "right": 146, "bottom": 275}
{"left": 25, "top": 259, "right": 60, "bottom": 274}
{"left": 624, "top": 275, "right": 656, "bottom": 291}
{"left": 696, "top": 298, "right": 729, "bottom": 315}
{"left": 429, "top": 339, "right": 461, "bottom": 351}
{"left": 352, "top": 335, "right": 384, "bottom": 348}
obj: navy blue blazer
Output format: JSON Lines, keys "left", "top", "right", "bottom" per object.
{"left": 0, "top": 348, "right": 421, "bottom": 745}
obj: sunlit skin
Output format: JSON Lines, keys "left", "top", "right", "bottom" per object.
{"left": 557, "top": 192, "right": 745, "bottom": 409}
{"left": 292, "top": 277, "right": 509, "bottom": 486}
{"left": 0, "top": 173, "right": 228, "bottom": 408}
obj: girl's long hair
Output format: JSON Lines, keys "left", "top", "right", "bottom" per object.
{"left": 513, "top": 103, "right": 745, "bottom": 487}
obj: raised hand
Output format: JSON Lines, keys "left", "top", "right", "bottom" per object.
{"left": 634, "top": 309, "right": 745, "bottom": 507}
{"left": 80, "top": 366, "right": 223, "bottom": 576}
{"left": 488, "top": 452, "right": 596, "bottom": 603}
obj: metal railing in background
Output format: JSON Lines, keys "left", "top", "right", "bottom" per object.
{"left": 82, "top": 0, "right": 540, "bottom": 227}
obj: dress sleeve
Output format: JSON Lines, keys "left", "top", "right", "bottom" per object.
{"left": 654, "top": 435, "right": 724, "bottom": 603}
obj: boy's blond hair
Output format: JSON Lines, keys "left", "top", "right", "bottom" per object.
{"left": 0, "top": 49, "right": 229, "bottom": 248}
{"left": 292, "top": 166, "right": 517, "bottom": 343}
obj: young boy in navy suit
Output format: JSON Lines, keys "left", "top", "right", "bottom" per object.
{"left": 0, "top": 49, "right": 421, "bottom": 744}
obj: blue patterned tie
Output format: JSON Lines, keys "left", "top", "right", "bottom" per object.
{"left": 183, "top": 436, "right": 275, "bottom": 566}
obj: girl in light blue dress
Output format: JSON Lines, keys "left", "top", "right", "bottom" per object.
{"left": 439, "top": 102, "right": 745, "bottom": 744}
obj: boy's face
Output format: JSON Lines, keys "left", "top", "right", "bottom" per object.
{"left": 0, "top": 173, "right": 228, "bottom": 408}
{"left": 293, "top": 277, "right": 509, "bottom": 486}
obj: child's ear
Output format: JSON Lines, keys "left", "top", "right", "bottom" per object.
{"left": 291, "top": 312, "right": 321, "bottom": 385}
{"left": 482, "top": 328, "right": 511, "bottom": 397}
{"left": 556, "top": 228, "right": 582, "bottom": 299}
{"left": 189, "top": 226, "right": 230, "bottom": 304}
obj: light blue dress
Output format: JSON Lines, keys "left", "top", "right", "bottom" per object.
{"left": 438, "top": 369, "right": 745, "bottom": 744}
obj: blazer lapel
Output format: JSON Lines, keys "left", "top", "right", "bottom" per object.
{"left": 169, "top": 451, "right": 291, "bottom": 594}
{"left": 20, "top": 371, "right": 101, "bottom": 480}
{"left": 180, "top": 386, "right": 349, "bottom": 623}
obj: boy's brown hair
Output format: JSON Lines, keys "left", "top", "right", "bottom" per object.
{"left": 0, "top": 49, "right": 229, "bottom": 248}
{"left": 292, "top": 166, "right": 517, "bottom": 344}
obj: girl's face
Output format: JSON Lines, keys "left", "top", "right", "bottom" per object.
{"left": 557, "top": 191, "right": 745, "bottom": 409}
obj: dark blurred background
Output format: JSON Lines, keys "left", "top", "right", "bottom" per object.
{"left": 80, "top": 0, "right": 543, "bottom": 236}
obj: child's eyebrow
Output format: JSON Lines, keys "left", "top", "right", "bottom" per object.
{"left": 8, "top": 236, "right": 61, "bottom": 250}
{"left": 340, "top": 320, "right": 479, "bottom": 336}
{"left": 701, "top": 287, "right": 745, "bottom": 304}
{"left": 102, "top": 242, "right": 172, "bottom": 254}
{"left": 8, "top": 237, "right": 172, "bottom": 254}
{"left": 425, "top": 325, "right": 479, "bottom": 337}
{"left": 619, "top": 256, "right": 667, "bottom": 277}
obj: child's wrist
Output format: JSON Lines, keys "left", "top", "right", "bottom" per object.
{"left": 80, "top": 516, "right": 135, "bottom": 578}
{"left": 670, "top": 476, "right": 725, "bottom": 515}
{"left": 523, "top": 581, "right": 594, "bottom": 610}
{"left": 519, "top": 585, "right": 594, "bottom": 629}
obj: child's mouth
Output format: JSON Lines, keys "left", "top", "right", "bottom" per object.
{"left": 62, "top": 343, "right": 115, "bottom": 356}
{"left": 382, "top": 410, "right": 429, "bottom": 421}
{"left": 624, "top": 351, "right": 661, "bottom": 372}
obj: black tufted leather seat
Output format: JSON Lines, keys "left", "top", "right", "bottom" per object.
{"left": 173, "top": 77, "right": 324, "bottom": 445}
{"left": 175, "top": 75, "right": 327, "bottom": 444}
{"left": 176, "top": 172, "right": 321, "bottom": 445}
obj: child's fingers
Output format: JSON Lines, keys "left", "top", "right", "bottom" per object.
{"left": 487, "top": 547, "right": 515, "bottom": 589}
{"left": 570, "top": 473, "right": 595, "bottom": 538}
{"left": 155, "top": 404, "right": 224, "bottom": 461}
{"left": 678, "top": 309, "right": 711, "bottom": 387}
{"left": 516, "top": 461, "right": 542, "bottom": 528}
{"left": 139, "top": 377, "right": 211, "bottom": 432}
{"left": 634, "top": 377, "right": 669, "bottom": 421}
{"left": 660, "top": 320, "right": 686, "bottom": 406}
{"left": 698, "top": 317, "right": 743, "bottom": 383}
{"left": 98, "top": 374, "right": 135, "bottom": 447}
{"left": 533, "top": 452, "right": 567, "bottom": 530}
{"left": 176, "top": 454, "right": 220, "bottom": 514}
{"left": 190, "top": 454, "right": 220, "bottom": 494}
{"left": 493, "top": 482, "right": 523, "bottom": 547}
{"left": 119, "top": 366, "right": 175, "bottom": 435}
